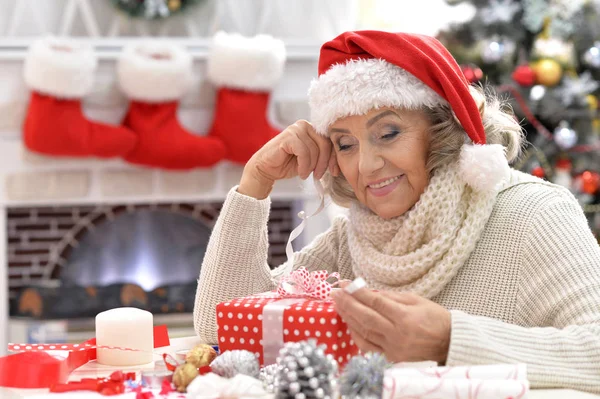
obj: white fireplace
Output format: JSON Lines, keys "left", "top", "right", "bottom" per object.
{"left": 0, "top": 38, "right": 331, "bottom": 355}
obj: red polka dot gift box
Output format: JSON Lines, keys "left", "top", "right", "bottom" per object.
{"left": 216, "top": 268, "right": 358, "bottom": 367}
{"left": 216, "top": 294, "right": 358, "bottom": 367}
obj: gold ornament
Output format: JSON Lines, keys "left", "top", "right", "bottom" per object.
{"left": 587, "top": 94, "right": 598, "bottom": 111}
{"left": 168, "top": 0, "right": 181, "bottom": 11}
{"left": 173, "top": 362, "right": 199, "bottom": 393}
{"left": 592, "top": 119, "right": 600, "bottom": 134}
{"left": 185, "top": 344, "right": 217, "bottom": 369}
{"left": 531, "top": 59, "right": 563, "bottom": 86}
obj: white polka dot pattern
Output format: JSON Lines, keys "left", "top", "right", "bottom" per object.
{"left": 215, "top": 295, "right": 358, "bottom": 367}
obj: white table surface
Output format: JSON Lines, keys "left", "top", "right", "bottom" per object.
{"left": 0, "top": 337, "right": 598, "bottom": 398}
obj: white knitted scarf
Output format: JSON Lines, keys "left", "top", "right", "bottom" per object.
{"left": 347, "top": 164, "right": 499, "bottom": 298}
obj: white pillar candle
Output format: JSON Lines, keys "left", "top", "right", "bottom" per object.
{"left": 96, "top": 307, "right": 154, "bottom": 366}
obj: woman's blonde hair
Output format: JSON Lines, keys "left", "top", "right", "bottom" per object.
{"left": 323, "top": 86, "right": 525, "bottom": 207}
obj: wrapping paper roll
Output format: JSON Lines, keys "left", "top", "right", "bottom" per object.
{"left": 382, "top": 364, "right": 529, "bottom": 399}
{"left": 383, "top": 376, "right": 529, "bottom": 399}
{"left": 386, "top": 363, "right": 526, "bottom": 380}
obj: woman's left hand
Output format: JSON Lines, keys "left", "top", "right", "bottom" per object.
{"left": 331, "top": 288, "right": 451, "bottom": 364}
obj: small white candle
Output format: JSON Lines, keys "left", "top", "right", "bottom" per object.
{"left": 96, "top": 307, "right": 154, "bottom": 366}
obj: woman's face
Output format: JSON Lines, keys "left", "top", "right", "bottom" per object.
{"left": 329, "top": 107, "right": 430, "bottom": 219}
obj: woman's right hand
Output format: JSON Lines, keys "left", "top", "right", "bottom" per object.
{"left": 238, "top": 120, "right": 338, "bottom": 199}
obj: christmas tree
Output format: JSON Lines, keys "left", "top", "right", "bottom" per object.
{"left": 438, "top": 0, "right": 600, "bottom": 239}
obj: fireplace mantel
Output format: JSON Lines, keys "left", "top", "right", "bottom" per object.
{"left": 0, "top": 39, "right": 330, "bottom": 355}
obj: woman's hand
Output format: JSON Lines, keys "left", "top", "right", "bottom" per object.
{"left": 331, "top": 287, "right": 451, "bottom": 364}
{"left": 238, "top": 120, "right": 338, "bottom": 199}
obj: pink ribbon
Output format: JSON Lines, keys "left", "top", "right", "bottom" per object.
{"left": 276, "top": 267, "right": 339, "bottom": 300}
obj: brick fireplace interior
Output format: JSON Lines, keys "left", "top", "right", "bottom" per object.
{"left": 7, "top": 200, "right": 294, "bottom": 340}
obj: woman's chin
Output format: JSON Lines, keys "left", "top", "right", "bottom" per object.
{"left": 369, "top": 202, "right": 410, "bottom": 219}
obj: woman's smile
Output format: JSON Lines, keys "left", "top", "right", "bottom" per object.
{"left": 366, "top": 174, "right": 404, "bottom": 197}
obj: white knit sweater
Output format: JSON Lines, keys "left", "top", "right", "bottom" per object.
{"left": 194, "top": 169, "right": 600, "bottom": 392}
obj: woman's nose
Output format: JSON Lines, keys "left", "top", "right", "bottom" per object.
{"left": 358, "top": 145, "right": 385, "bottom": 175}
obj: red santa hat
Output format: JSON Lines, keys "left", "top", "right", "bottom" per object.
{"left": 308, "top": 30, "right": 510, "bottom": 192}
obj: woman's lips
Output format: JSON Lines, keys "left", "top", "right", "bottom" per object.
{"left": 367, "top": 175, "right": 404, "bottom": 197}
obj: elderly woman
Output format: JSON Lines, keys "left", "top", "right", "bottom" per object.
{"left": 194, "top": 31, "right": 600, "bottom": 392}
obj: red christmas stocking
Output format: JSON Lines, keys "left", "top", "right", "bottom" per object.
{"left": 118, "top": 42, "right": 226, "bottom": 170}
{"left": 23, "top": 37, "right": 137, "bottom": 158}
{"left": 206, "top": 32, "right": 286, "bottom": 164}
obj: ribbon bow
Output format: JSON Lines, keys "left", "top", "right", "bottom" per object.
{"left": 276, "top": 267, "right": 339, "bottom": 300}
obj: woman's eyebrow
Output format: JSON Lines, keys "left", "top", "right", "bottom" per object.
{"left": 366, "top": 110, "right": 400, "bottom": 128}
{"left": 329, "top": 127, "right": 351, "bottom": 134}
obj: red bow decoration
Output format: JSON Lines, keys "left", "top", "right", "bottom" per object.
{"left": 276, "top": 267, "right": 339, "bottom": 300}
{"left": 50, "top": 370, "right": 137, "bottom": 395}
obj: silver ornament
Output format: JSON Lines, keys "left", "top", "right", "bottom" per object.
{"left": 583, "top": 42, "right": 600, "bottom": 69}
{"left": 289, "top": 382, "right": 301, "bottom": 394}
{"left": 481, "top": 37, "right": 513, "bottom": 63}
{"left": 287, "top": 371, "right": 298, "bottom": 381}
{"left": 554, "top": 121, "right": 578, "bottom": 150}
{"left": 274, "top": 340, "right": 337, "bottom": 399}
{"left": 298, "top": 357, "right": 309, "bottom": 367}
{"left": 259, "top": 363, "right": 281, "bottom": 394}
{"left": 339, "top": 352, "right": 390, "bottom": 399}
{"left": 304, "top": 366, "right": 315, "bottom": 378}
{"left": 210, "top": 350, "right": 260, "bottom": 379}
{"left": 309, "top": 377, "right": 320, "bottom": 389}
{"left": 295, "top": 394, "right": 306, "bottom": 399}
{"left": 530, "top": 85, "right": 547, "bottom": 102}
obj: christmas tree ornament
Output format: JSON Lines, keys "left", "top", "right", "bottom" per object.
{"left": 553, "top": 158, "right": 573, "bottom": 189}
{"left": 206, "top": 31, "right": 286, "bottom": 164}
{"left": 260, "top": 364, "right": 282, "bottom": 393}
{"left": 210, "top": 350, "right": 260, "bottom": 379}
{"left": 529, "top": 84, "right": 547, "bottom": 101}
{"left": 274, "top": 340, "right": 337, "bottom": 399}
{"left": 580, "top": 170, "right": 600, "bottom": 194}
{"left": 173, "top": 362, "right": 198, "bottom": 392}
{"left": 117, "top": 41, "right": 226, "bottom": 169}
{"left": 587, "top": 94, "right": 599, "bottom": 111}
{"left": 461, "top": 64, "right": 484, "bottom": 83}
{"left": 532, "top": 59, "right": 563, "bottom": 86}
{"left": 512, "top": 64, "right": 536, "bottom": 86}
{"left": 22, "top": 37, "right": 137, "bottom": 158}
{"left": 480, "top": 37, "right": 514, "bottom": 64}
{"left": 583, "top": 42, "right": 600, "bottom": 69}
{"left": 112, "top": 0, "right": 203, "bottom": 19}
{"left": 339, "top": 353, "right": 390, "bottom": 399}
{"left": 531, "top": 165, "right": 546, "bottom": 178}
{"left": 553, "top": 120, "right": 578, "bottom": 149}
{"left": 185, "top": 344, "right": 217, "bottom": 369}
{"left": 555, "top": 71, "right": 599, "bottom": 106}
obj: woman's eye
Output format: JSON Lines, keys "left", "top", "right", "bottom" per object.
{"left": 381, "top": 130, "right": 400, "bottom": 140}
{"left": 337, "top": 143, "right": 352, "bottom": 151}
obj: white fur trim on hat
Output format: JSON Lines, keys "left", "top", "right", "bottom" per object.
{"left": 118, "top": 41, "right": 194, "bottom": 102}
{"left": 207, "top": 31, "right": 286, "bottom": 91}
{"left": 459, "top": 144, "right": 510, "bottom": 192}
{"left": 308, "top": 58, "right": 446, "bottom": 135}
{"left": 24, "top": 36, "right": 97, "bottom": 99}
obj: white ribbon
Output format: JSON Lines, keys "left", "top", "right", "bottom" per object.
{"left": 278, "top": 175, "right": 326, "bottom": 278}
{"left": 261, "top": 298, "right": 307, "bottom": 366}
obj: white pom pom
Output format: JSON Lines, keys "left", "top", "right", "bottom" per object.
{"left": 459, "top": 144, "right": 509, "bottom": 192}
